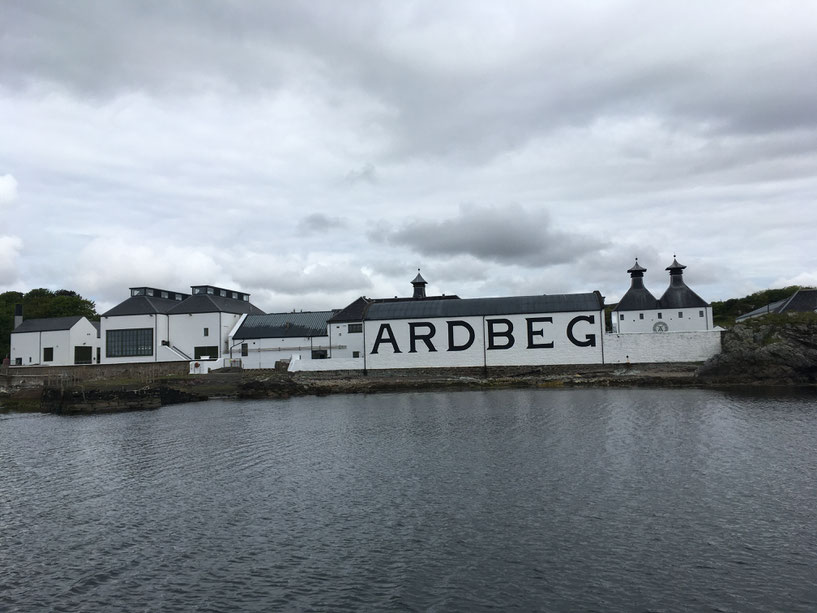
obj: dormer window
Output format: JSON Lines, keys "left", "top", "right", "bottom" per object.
{"left": 146, "top": 289, "right": 154, "bottom": 296}
{"left": 161, "top": 291, "right": 169, "bottom": 299}
{"left": 207, "top": 287, "right": 214, "bottom": 295}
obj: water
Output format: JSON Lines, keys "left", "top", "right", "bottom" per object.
{"left": 2, "top": 388, "right": 816, "bottom": 612}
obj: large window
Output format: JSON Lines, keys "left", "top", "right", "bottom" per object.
{"left": 107, "top": 328, "right": 153, "bottom": 357}
{"left": 43, "top": 347, "right": 54, "bottom": 362}
{"left": 348, "top": 323, "right": 363, "bottom": 333}
{"left": 194, "top": 346, "right": 219, "bottom": 360}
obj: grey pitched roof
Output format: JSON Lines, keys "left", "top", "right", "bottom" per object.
{"left": 615, "top": 287, "right": 659, "bottom": 311}
{"left": 780, "top": 288, "right": 817, "bottom": 313}
{"left": 412, "top": 272, "right": 427, "bottom": 284}
{"left": 328, "top": 297, "right": 372, "bottom": 323}
{"left": 736, "top": 289, "right": 817, "bottom": 321}
{"left": 659, "top": 279, "right": 709, "bottom": 309}
{"left": 233, "top": 311, "right": 336, "bottom": 340}
{"left": 12, "top": 316, "right": 84, "bottom": 333}
{"left": 167, "top": 294, "right": 264, "bottom": 315}
{"left": 365, "top": 293, "right": 603, "bottom": 321}
{"left": 102, "top": 295, "right": 183, "bottom": 317}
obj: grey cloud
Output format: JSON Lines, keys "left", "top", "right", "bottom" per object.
{"left": 383, "top": 204, "right": 607, "bottom": 266}
{"left": 344, "top": 163, "right": 377, "bottom": 185}
{"left": 297, "top": 213, "right": 347, "bottom": 234}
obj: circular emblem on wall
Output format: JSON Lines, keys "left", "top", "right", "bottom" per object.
{"left": 653, "top": 321, "right": 669, "bottom": 333}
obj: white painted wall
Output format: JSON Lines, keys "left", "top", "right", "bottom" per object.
{"left": 68, "top": 318, "right": 99, "bottom": 363}
{"left": 614, "top": 306, "right": 713, "bottom": 333}
{"left": 231, "top": 335, "right": 332, "bottom": 369}
{"left": 168, "top": 312, "right": 243, "bottom": 361}
{"left": 289, "top": 357, "right": 363, "bottom": 372}
{"left": 327, "top": 322, "right": 364, "bottom": 358}
{"left": 361, "top": 310, "right": 605, "bottom": 370}
{"left": 10, "top": 318, "right": 100, "bottom": 366}
{"left": 603, "top": 330, "right": 722, "bottom": 364}
{"left": 100, "top": 313, "right": 170, "bottom": 364}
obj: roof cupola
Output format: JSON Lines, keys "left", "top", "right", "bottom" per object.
{"left": 613, "top": 258, "right": 659, "bottom": 311}
{"left": 659, "top": 256, "right": 708, "bottom": 308}
{"left": 411, "top": 270, "right": 427, "bottom": 299}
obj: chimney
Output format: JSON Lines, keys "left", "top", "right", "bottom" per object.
{"left": 13, "top": 304, "right": 23, "bottom": 329}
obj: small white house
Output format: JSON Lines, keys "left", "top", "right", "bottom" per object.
{"left": 612, "top": 258, "right": 713, "bottom": 333}
{"left": 10, "top": 316, "right": 100, "bottom": 366}
{"left": 229, "top": 310, "right": 336, "bottom": 369}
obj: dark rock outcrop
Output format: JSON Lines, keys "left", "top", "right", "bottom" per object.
{"left": 697, "top": 316, "right": 817, "bottom": 384}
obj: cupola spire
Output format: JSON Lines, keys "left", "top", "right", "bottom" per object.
{"left": 411, "top": 269, "right": 427, "bottom": 299}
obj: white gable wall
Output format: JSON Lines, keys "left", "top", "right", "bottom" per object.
{"left": 168, "top": 312, "right": 244, "bottom": 362}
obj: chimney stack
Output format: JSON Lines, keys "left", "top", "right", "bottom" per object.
{"left": 13, "top": 304, "right": 23, "bottom": 329}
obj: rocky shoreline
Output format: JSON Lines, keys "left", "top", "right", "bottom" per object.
{"left": 2, "top": 317, "right": 815, "bottom": 414}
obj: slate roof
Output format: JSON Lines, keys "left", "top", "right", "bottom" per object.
{"left": 615, "top": 287, "right": 660, "bottom": 311}
{"left": 328, "top": 295, "right": 463, "bottom": 323}
{"left": 12, "top": 316, "right": 85, "bottom": 333}
{"left": 659, "top": 277, "right": 709, "bottom": 309}
{"left": 364, "top": 293, "right": 603, "bottom": 321}
{"left": 102, "top": 295, "right": 184, "bottom": 317}
{"left": 233, "top": 311, "right": 336, "bottom": 340}
{"left": 167, "top": 294, "right": 264, "bottom": 315}
{"left": 736, "top": 289, "right": 817, "bottom": 322}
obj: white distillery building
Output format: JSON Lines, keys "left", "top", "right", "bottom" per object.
{"left": 291, "top": 265, "right": 722, "bottom": 372}
{"left": 228, "top": 310, "right": 336, "bottom": 369}
{"left": 99, "top": 285, "right": 263, "bottom": 364}
{"left": 611, "top": 258, "right": 714, "bottom": 333}
{"left": 10, "top": 316, "right": 100, "bottom": 366}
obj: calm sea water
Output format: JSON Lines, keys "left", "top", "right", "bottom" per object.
{"left": 2, "top": 388, "right": 816, "bottom": 612}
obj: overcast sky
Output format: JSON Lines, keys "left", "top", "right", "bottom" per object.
{"left": 2, "top": 1, "right": 816, "bottom": 314}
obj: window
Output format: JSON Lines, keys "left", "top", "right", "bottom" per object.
{"left": 146, "top": 289, "right": 154, "bottom": 296}
{"left": 161, "top": 291, "right": 169, "bottom": 299}
{"left": 353, "top": 351, "right": 360, "bottom": 358}
{"left": 699, "top": 310, "right": 704, "bottom": 317}
{"left": 678, "top": 311, "right": 683, "bottom": 318}
{"left": 15, "top": 357, "right": 22, "bottom": 365}
{"left": 43, "top": 347, "right": 54, "bottom": 362}
{"left": 242, "top": 295, "right": 249, "bottom": 302}
{"left": 207, "top": 287, "right": 214, "bottom": 295}
{"left": 311, "top": 349, "right": 328, "bottom": 359}
{"left": 620, "top": 314, "right": 625, "bottom": 320}
{"left": 348, "top": 323, "right": 363, "bottom": 333}
{"left": 107, "top": 328, "right": 153, "bottom": 357}
{"left": 203, "top": 327, "right": 209, "bottom": 337}
{"left": 194, "top": 346, "right": 219, "bottom": 360}
{"left": 658, "top": 313, "right": 662, "bottom": 319}
{"left": 131, "top": 288, "right": 145, "bottom": 296}
{"left": 241, "top": 343, "right": 248, "bottom": 357}
{"left": 639, "top": 313, "right": 644, "bottom": 320}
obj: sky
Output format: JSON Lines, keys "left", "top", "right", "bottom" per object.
{"left": 2, "top": 1, "right": 816, "bottom": 314}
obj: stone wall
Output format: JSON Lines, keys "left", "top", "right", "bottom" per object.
{"left": 603, "top": 331, "right": 722, "bottom": 364}
{"left": 2, "top": 360, "right": 190, "bottom": 385}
